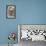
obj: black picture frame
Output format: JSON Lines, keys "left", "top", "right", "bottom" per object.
{"left": 6, "top": 5, "right": 16, "bottom": 19}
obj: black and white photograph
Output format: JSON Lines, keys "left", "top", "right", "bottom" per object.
{"left": 18, "top": 24, "right": 46, "bottom": 46}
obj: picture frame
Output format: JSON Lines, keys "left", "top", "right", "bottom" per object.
{"left": 6, "top": 5, "right": 16, "bottom": 19}
{"left": 18, "top": 24, "right": 46, "bottom": 42}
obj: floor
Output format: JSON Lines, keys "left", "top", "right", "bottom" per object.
{"left": 0, "top": 40, "right": 46, "bottom": 46}
{"left": 0, "top": 44, "right": 18, "bottom": 46}
{"left": 19, "top": 40, "right": 46, "bottom": 46}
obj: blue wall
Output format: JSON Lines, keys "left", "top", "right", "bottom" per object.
{"left": 0, "top": 0, "right": 46, "bottom": 44}
{"left": 16, "top": 0, "right": 46, "bottom": 24}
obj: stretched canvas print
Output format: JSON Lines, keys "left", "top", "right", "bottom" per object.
{"left": 6, "top": 5, "right": 16, "bottom": 19}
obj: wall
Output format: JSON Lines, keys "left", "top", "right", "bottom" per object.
{"left": 0, "top": 0, "right": 17, "bottom": 44}
{"left": 16, "top": 0, "right": 46, "bottom": 24}
{"left": 0, "top": 0, "right": 46, "bottom": 44}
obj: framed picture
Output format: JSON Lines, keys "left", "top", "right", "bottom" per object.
{"left": 18, "top": 24, "right": 46, "bottom": 42}
{"left": 6, "top": 5, "right": 16, "bottom": 19}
